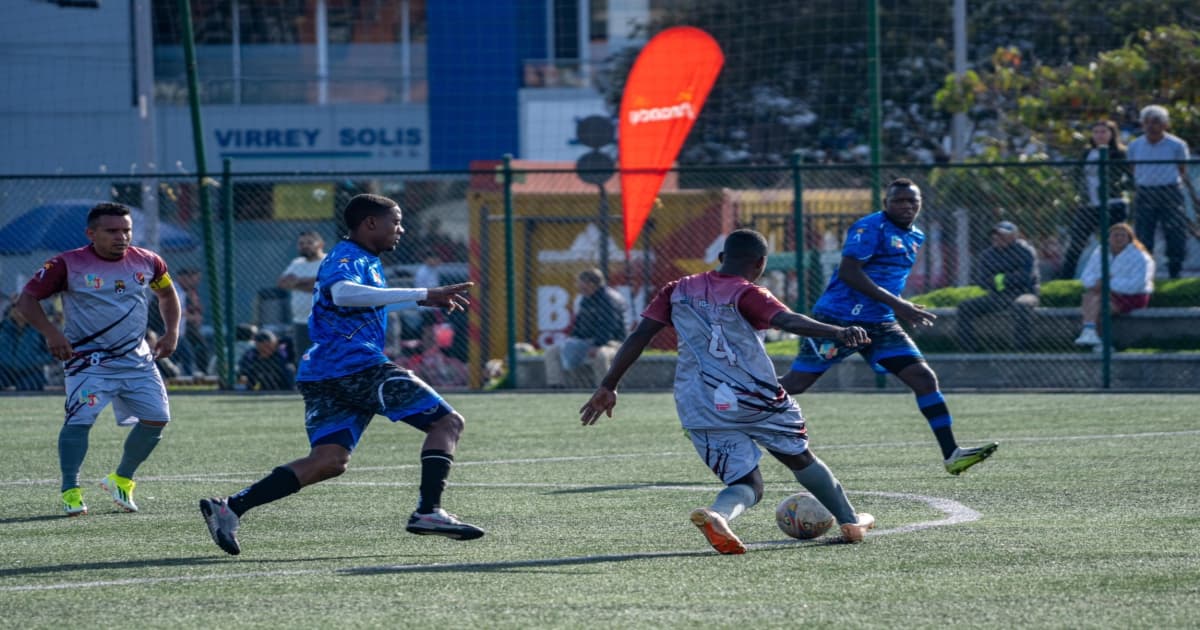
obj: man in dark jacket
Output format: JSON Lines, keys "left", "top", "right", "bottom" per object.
{"left": 544, "top": 268, "right": 628, "bottom": 387}
{"left": 956, "top": 221, "right": 1041, "bottom": 352}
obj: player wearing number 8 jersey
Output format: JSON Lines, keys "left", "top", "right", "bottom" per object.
{"left": 17, "top": 202, "right": 181, "bottom": 516}
{"left": 779, "top": 178, "right": 998, "bottom": 475}
{"left": 580, "top": 229, "right": 876, "bottom": 553}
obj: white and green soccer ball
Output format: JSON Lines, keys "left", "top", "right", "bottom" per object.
{"left": 775, "top": 492, "right": 835, "bottom": 539}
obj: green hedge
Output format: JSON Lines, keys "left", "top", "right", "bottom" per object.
{"left": 909, "top": 278, "right": 1199, "bottom": 308}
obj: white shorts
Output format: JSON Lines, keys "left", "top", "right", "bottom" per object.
{"left": 688, "top": 427, "right": 809, "bottom": 484}
{"left": 63, "top": 367, "right": 170, "bottom": 427}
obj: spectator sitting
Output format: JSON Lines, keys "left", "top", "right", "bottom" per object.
{"left": 1074, "top": 223, "right": 1155, "bottom": 346}
{"left": 400, "top": 320, "right": 468, "bottom": 388}
{"left": 0, "top": 300, "right": 53, "bottom": 391}
{"left": 544, "top": 268, "right": 628, "bottom": 388}
{"left": 237, "top": 329, "right": 295, "bottom": 391}
{"left": 956, "top": 221, "right": 1041, "bottom": 352}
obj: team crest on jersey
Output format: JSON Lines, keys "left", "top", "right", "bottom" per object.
{"left": 337, "top": 257, "right": 351, "bottom": 270}
{"left": 890, "top": 235, "right": 904, "bottom": 250}
{"left": 79, "top": 390, "right": 98, "bottom": 407}
{"left": 369, "top": 267, "right": 383, "bottom": 284}
{"left": 134, "top": 272, "right": 146, "bottom": 285}
{"left": 84, "top": 274, "right": 103, "bottom": 289}
{"left": 114, "top": 279, "right": 126, "bottom": 294}
{"left": 852, "top": 228, "right": 865, "bottom": 242}
{"left": 35, "top": 261, "right": 53, "bottom": 280}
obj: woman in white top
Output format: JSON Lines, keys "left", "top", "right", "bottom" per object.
{"left": 1074, "top": 222, "right": 1155, "bottom": 346}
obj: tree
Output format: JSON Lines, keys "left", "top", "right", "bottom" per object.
{"left": 940, "top": 26, "right": 1200, "bottom": 158}
{"left": 596, "top": 1, "right": 1200, "bottom": 165}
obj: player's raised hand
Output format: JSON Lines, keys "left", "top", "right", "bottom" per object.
{"left": 420, "top": 282, "right": 474, "bottom": 313}
{"left": 579, "top": 387, "right": 617, "bottom": 426}
{"left": 894, "top": 300, "right": 936, "bottom": 328}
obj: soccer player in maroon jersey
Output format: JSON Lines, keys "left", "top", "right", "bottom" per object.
{"left": 17, "top": 202, "right": 181, "bottom": 516}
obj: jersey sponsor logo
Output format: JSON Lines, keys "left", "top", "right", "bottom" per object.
{"left": 35, "top": 261, "right": 53, "bottom": 281}
{"left": 337, "top": 257, "right": 351, "bottom": 270}
{"left": 115, "top": 279, "right": 126, "bottom": 294}
{"left": 852, "top": 228, "right": 865, "bottom": 243}
{"left": 84, "top": 274, "right": 103, "bottom": 289}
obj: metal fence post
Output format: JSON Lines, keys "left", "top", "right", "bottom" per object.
{"left": 220, "top": 158, "right": 236, "bottom": 390}
{"left": 791, "top": 151, "right": 806, "bottom": 312}
{"left": 502, "top": 154, "right": 518, "bottom": 389}
{"left": 1098, "top": 146, "right": 1111, "bottom": 388}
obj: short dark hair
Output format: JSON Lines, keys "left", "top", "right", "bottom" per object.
{"left": 343, "top": 194, "right": 398, "bottom": 231}
{"left": 886, "top": 178, "right": 919, "bottom": 197}
{"left": 578, "top": 268, "right": 605, "bottom": 287}
{"left": 88, "top": 202, "right": 132, "bottom": 227}
{"left": 722, "top": 229, "right": 769, "bottom": 262}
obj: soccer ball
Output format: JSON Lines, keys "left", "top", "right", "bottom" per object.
{"left": 775, "top": 492, "right": 835, "bottom": 539}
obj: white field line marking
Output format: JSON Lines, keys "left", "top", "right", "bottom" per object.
{"left": 0, "top": 489, "right": 976, "bottom": 592}
{"left": 2, "top": 427, "right": 1198, "bottom": 488}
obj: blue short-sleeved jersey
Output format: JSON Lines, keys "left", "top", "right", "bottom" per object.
{"left": 812, "top": 211, "right": 924, "bottom": 323}
{"left": 296, "top": 239, "right": 391, "bottom": 381}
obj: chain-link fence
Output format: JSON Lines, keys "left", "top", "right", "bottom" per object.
{"left": 1, "top": 160, "right": 1197, "bottom": 393}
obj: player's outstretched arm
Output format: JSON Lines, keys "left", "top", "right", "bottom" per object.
{"left": 419, "top": 282, "right": 475, "bottom": 313}
{"left": 580, "top": 318, "right": 665, "bottom": 426}
{"left": 769, "top": 311, "right": 869, "bottom": 348}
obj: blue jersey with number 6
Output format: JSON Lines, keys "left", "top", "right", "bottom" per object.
{"left": 813, "top": 211, "right": 924, "bottom": 323}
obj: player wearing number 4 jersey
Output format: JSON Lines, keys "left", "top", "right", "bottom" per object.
{"left": 17, "top": 202, "right": 181, "bottom": 517}
{"left": 779, "top": 178, "right": 998, "bottom": 475}
{"left": 199, "top": 194, "right": 483, "bottom": 556}
{"left": 580, "top": 229, "right": 875, "bottom": 554}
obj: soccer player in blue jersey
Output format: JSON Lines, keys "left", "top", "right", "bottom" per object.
{"left": 779, "top": 179, "right": 998, "bottom": 475}
{"left": 200, "top": 194, "right": 483, "bottom": 555}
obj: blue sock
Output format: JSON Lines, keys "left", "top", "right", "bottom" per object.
{"left": 116, "top": 422, "right": 164, "bottom": 479}
{"left": 710, "top": 483, "right": 758, "bottom": 522}
{"left": 58, "top": 424, "right": 91, "bottom": 492}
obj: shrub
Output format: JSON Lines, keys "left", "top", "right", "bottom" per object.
{"left": 909, "top": 285, "right": 985, "bottom": 307}
{"left": 909, "top": 277, "right": 1198, "bottom": 308}
{"left": 1150, "top": 278, "right": 1200, "bottom": 307}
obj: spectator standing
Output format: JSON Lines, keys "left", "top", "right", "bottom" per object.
{"left": 16, "top": 202, "right": 181, "bottom": 516}
{"left": 237, "top": 329, "right": 295, "bottom": 391}
{"left": 956, "top": 221, "right": 1041, "bottom": 352}
{"left": 1074, "top": 223, "right": 1155, "bottom": 346}
{"left": 277, "top": 232, "right": 325, "bottom": 356}
{"left": 544, "top": 268, "right": 628, "bottom": 388}
{"left": 173, "top": 268, "right": 209, "bottom": 375}
{"left": 1127, "top": 105, "right": 1200, "bottom": 279}
{"left": 1060, "top": 120, "right": 1130, "bottom": 279}
{"left": 0, "top": 300, "right": 53, "bottom": 391}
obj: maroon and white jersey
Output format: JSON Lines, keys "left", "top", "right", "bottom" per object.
{"left": 643, "top": 271, "right": 805, "bottom": 431}
{"left": 22, "top": 244, "right": 172, "bottom": 377}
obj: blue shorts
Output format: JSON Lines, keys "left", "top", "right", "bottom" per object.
{"left": 790, "top": 314, "right": 923, "bottom": 374}
{"left": 297, "top": 362, "right": 453, "bottom": 451}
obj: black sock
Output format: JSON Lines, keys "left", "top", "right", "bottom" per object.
{"left": 416, "top": 450, "right": 453, "bottom": 514}
{"left": 227, "top": 466, "right": 301, "bottom": 517}
{"left": 932, "top": 426, "right": 958, "bottom": 459}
